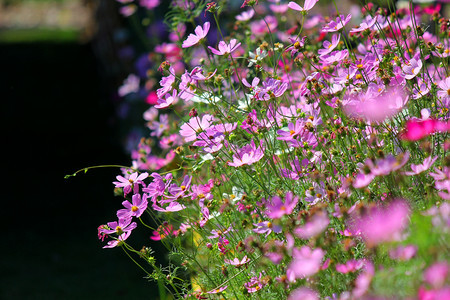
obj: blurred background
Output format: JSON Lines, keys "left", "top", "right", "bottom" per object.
{"left": 0, "top": 0, "right": 166, "bottom": 298}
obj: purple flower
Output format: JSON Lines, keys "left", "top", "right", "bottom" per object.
{"left": 113, "top": 172, "right": 149, "bottom": 196}
{"left": 117, "top": 193, "right": 149, "bottom": 219}
{"left": 149, "top": 114, "right": 169, "bottom": 138}
{"left": 103, "top": 231, "right": 131, "bottom": 249}
{"left": 182, "top": 22, "right": 210, "bottom": 48}
{"left": 264, "top": 191, "right": 299, "bottom": 219}
{"left": 143, "top": 172, "right": 172, "bottom": 197}
{"left": 403, "top": 58, "right": 423, "bottom": 80}
{"left": 318, "top": 34, "right": 340, "bottom": 57}
{"left": 350, "top": 15, "right": 378, "bottom": 33}
{"left": 253, "top": 221, "right": 282, "bottom": 236}
{"left": 322, "top": 14, "right": 352, "bottom": 32}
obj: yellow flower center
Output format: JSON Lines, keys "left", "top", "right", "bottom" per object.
{"left": 131, "top": 206, "right": 139, "bottom": 212}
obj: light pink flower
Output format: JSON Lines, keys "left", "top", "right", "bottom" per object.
{"left": 288, "top": 0, "right": 318, "bottom": 12}
{"left": 113, "top": 172, "right": 149, "bottom": 196}
{"left": 228, "top": 140, "right": 265, "bottom": 167}
{"left": 236, "top": 9, "right": 254, "bottom": 21}
{"left": 294, "top": 210, "right": 329, "bottom": 239}
{"left": 336, "top": 259, "right": 365, "bottom": 274}
{"left": 322, "top": 14, "right": 352, "bottom": 32}
{"left": 350, "top": 15, "right": 378, "bottom": 33}
{"left": 264, "top": 191, "right": 299, "bottom": 219}
{"left": 403, "top": 58, "right": 423, "bottom": 80}
{"left": 286, "top": 246, "right": 325, "bottom": 281}
{"left": 224, "top": 255, "right": 250, "bottom": 267}
{"left": 182, "top": 22, "right": 210, "bottom": 48}
{"left": 179, "top": 114, "right": 214, "bottom": 142}
{"left": 404, "top": 156, "right": 438, "bottom": 176}
{"left": 154, "top": 89, "right": 178, "bottom": 109}
{"left": 389, "top": 245, "right": 417, "bottom": 261}
{"left": 288, "top": 287, "right": 319, "bottom": 300}
{"left": 318, "top": 34, "right": 340, "bottom": 56}
{"left": 208, "top": 39, "right": 241, "bottom": 56}
{"left": 437, "top": 76, "right": 450, "bottom": 100}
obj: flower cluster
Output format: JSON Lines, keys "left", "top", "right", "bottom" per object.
{"left": 92, "top": 0, "right": 450, "bottom": 299}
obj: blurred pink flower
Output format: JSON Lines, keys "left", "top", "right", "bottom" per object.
{"left": 288, "top": 287, "right": 319, "bottom": 300}
{"left": 294, "top": 210, "right": 329, "bottom": 239}
{"left": 424, "top": 262, "right": 449, "bottom": 289}
{"left": 389, "top": 245, "right": 417, "bottom": 261}
{"left": 288, "top": 0, "right": 318, "bottom": 12}
{"left": 348, "top": 199, "right": 410, "bottom": 247}
{"left": 286, "top": 246, "right": 325, "bottom": 281}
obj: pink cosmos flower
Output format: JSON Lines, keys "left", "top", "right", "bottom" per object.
{"left": 335, "top": 259, "right": 365, "bottom": 274}
{"left": 139, "top": 0, "right": 160, "bottom": 9}
{"left": 403, "top": 58, "right": 423, "bottom": 80}
{"left": 244, "top": 273, "right": 266, "bottom": 293}
{"left": 207, "top": 286, "right": 228, "bottom": 294}
{"left": 117, "top": 193, "right": 149, "bottom": 219}
{"left": 366, "top": 152, "right": 410, "bottom": 176}
{"left": 322, "top": 14, "right": 352, "bottom": 32}
{"left": 101, "top": 217, "right": 137, "bottom": 235}
{"left": 352, "top": 261, "right": 374, "bottom": 298}
{"left": 343, "top": 87, "right": 408, "bottom": 123}
{"left": 264, "top": 191, "right": 299, "bottom": 219}
{"left": 286, "top": 246, "right": 325, "bottom": 281}
{"left": 103, "top": 231, "right": 131, "bottom": 248}
{"left": 179, "top": 114, "right": 214, "bottom": 142}
{"left": 400, "top": 119, "right": 449, "bottom": 141}
{"left": 224, "top": 255, "right": 250, "bottom": 267}
{"left": 118, "top": 74, "right": 139, "bottom": 97}
{"left": 113, "top": 172, "right": 149, "bottom": 196}
{"left": 253, "top": 221, "right": 282, "bottom": 236}
{"left": 404, "top": 156, "right": 438, "bottom": 176}
{"left": 389, "top": 245, "right": 417, "bottom": 261}
{"left": 157, "top": 66, "right": 175, "bottom": 98}
{"left": 318, "top": 34, "right": 340, "bottom": 57}
{"left": 294, "top": 210, "right": 329, "bottom": 239}
{"left": 348, "top": 199, "right": 410, "bottom": 247}
{"left": 424, "top": 262, "right": 448, "bottom": 289}
{"left": 228, "top": 140, "right": 265, "bottom": 167}
{"left": 288, "top": 287, "right": 319, "bottom": 300}
{"left": 182, "top": 22, "right": 210, "bottom": 48}
{"left": 350, "top": 15, "right": 378, "bottom": 33}
{"left": 154, "top": 89, "right": 178, "bottom": 109}
{"left": 152, "top": 201, "right": 186, "bottom": 212}
{"left": 236, "top": 9, "right": 254, "bottom": 21}
{"left": 437, "top": 76, "right": 450, "bottom": 100}
{"left": 288, "top": 0, "right": 318, "bottom": 12}
{"left": 208, "top": 39, "right": 241, "bottom": 56}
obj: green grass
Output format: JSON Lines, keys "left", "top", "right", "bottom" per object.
{"left": 0, "top": 28, "right": 80, "bottom": 43}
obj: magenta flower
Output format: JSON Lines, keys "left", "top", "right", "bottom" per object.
{"left": 244, "top": 273, "right": 266, "bottom": 293}
{"left": 117, "top": 193, "right": 149, "bottom": 219}
{"left": 208, "top": 39, "right": 241, "bottom": 56}
{"left": 400, "top": 118, "right": 449, "bottom": 141}
{"left": 348, "top": 199, "right": 410, "bottom": 247}
{"left": 288, "top": 0, "right": 318, "bottom": 12}
{"left": 157, "top": 66, "right": 175, "bottom": 98}
{"left": 113, "top": 172, "right": 149, "bottom": 196}
{"left": 404, "top": 156, "right": 438, "bottom": 176}
{"left": 322, "top": 14, "right": 352, "bottom": 32}
{"left": 207, "top": 285, "right": 228, "bottom": 294}
{"left": 182, "top": 22, "right": 210, "bottom": 48}
{"left": 286, "top": 246, "right": 325, "bottom": 281}
{"left": 228, "top": 140, "right": 265, "bottom": 167}
{"left": 264, "top": 191, "right": 299, "bottom": 219}
{"left": 101, "top": 217, "right": 137, "bottom": 235}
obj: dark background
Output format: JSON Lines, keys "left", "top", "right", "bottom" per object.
{"left": 0, "top": 3, "right": 162, "bottom": 299}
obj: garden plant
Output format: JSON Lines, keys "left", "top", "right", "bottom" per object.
{"left": 69, "top": 0, "right": 450, "bottom": 298}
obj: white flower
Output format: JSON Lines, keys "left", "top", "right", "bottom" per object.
{"left": 248, "top": 47, "right": 268, "bottom": 67}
